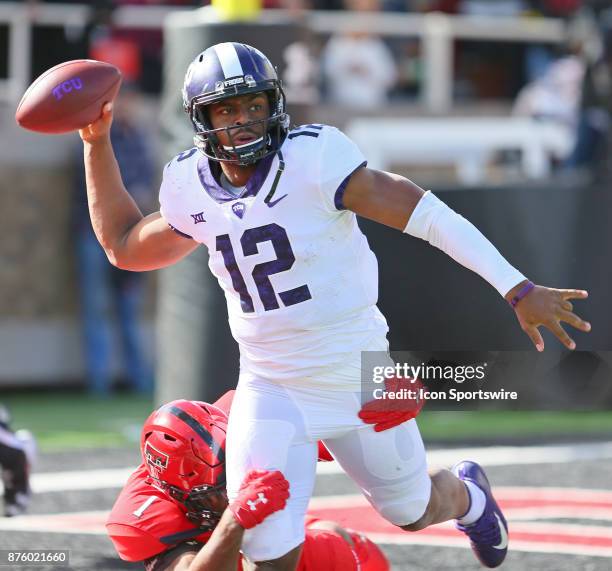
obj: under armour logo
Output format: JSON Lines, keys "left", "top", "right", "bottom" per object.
{"left": 246, "top": 493, "right": 268, "bottom": 511}
{"left": 191, "top": 212, "right": 206, "bottom": 224}
{"left": 232, "top": 202, "right": 245, "bottom": 219}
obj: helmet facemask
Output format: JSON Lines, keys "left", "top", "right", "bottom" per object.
{"left": 149, "top": 473, "right": 228, "bottom": 530}
{"left": 186, "top": 81, "right": 289, "bottom": 166}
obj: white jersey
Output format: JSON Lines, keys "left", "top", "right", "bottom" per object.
{"left": 159, "top": 125, "right": 389, "bottom": 387}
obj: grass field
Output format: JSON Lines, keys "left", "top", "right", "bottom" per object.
{"left": 419, "top": 410, "right": 612, "bottom": 440}
{"left": 2, "top": 391, "right": 154, "bottom": 450}
{"left": 2, "top": 390, "right": 612, "bottom": 451}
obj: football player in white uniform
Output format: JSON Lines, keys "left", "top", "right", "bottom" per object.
{"left": 79, "top": 42, "right": 590, "bottom": 570}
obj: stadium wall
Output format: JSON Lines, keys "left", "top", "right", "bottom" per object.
{"left": 366, "top": 182, "right": 607, "bottom": 352}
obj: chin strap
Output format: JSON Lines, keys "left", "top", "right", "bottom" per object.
{"left": 263, "top": 150, "right": 285, "bottom": 205}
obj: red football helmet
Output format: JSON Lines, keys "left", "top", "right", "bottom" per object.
{"left": 140, "top": 399, "right": 228, "bottom": 529}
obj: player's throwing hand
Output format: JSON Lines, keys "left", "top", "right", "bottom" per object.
{"left": 229, "top": 469, "right": 290, "bottom": 529}
{"left": 79, "top": 102, "right": 114, "bottom": 144}
{"left": 507, "top": 282, "right": 590, "bottom": 351}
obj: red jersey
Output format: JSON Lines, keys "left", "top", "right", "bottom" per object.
{"left": 107, "top": 465, "right": 388, "bottom": 571}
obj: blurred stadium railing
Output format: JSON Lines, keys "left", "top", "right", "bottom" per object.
{"left": 0, "top": 3, "right": 566, "bottom": 110}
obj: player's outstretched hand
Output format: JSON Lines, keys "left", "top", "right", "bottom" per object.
{"left": 229, "top": 469, "right": 290, "bottom": 529}
{"left": 358, "top": 377, "right": 426, "bottom": 432}
{"left": 508, "top": 283, "right": 590, "bottom": 351}
{"left": 79, "top": 102, "right": 113, "bottom": 144}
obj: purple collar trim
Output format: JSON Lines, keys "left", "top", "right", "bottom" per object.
{"left": 197, "top": 153, "right": 276, "bottom": 204}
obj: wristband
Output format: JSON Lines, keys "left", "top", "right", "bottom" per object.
{"left": 509, "top": 281, "right": 535, "bottom": 308}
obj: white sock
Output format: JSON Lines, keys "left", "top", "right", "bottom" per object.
{"left": 457, "top": 480, "right": 486, "bottom": 525}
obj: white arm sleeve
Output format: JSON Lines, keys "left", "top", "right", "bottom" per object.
{"left": 404, "top": 191, "right": 526, "bottom": 297}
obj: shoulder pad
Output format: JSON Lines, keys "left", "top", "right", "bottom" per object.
{"left": 106, "top": 466, "right": 210, "bottom": 561}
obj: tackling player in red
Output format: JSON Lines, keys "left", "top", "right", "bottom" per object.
{"left": 107, "top": 393, "right": 390, "bottom": 571}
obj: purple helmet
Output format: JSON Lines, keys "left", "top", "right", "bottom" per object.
{"left": 182, "top": 42, "right": 289, "bottom": 165}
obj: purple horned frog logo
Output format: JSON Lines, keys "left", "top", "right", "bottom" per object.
{"left": 232, "top": 202, "right": 246, "bottom": 219}
{"left": 52, "top": 78, "right": 83, "bottom": 101}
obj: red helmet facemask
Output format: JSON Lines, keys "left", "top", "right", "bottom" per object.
{"left": 141, "top": 400, "right": 228, "bottom": 529}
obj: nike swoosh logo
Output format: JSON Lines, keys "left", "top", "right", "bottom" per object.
{"left": 492, "top": 513, "right": 508, "bottom": 550}
{"left": 266, "top": 194, "right": 288, "bottom": 208}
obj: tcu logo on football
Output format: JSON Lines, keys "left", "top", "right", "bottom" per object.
{"left": 52, "top": 78, "right": 83, "bottom": 100}
{"left": 246, "top": 493, "right": 268, "bottom": 511}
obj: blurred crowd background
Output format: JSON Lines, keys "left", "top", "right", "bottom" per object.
{"left": 0, "top": 0, "right": 611, "bottom": 398}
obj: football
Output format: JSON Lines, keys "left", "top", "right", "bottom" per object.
{"left": 15, "top": 59, "right": 122, "bottom": 134}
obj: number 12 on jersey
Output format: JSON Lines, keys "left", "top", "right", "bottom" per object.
{"left": 216, "top": 223, "right": 312, "bottom": 313}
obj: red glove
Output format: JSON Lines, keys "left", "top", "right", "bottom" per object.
{"left": 358, "top": 377, "right": 426, "bottom": 432}
{"left": 317, "top": 440, "right": 334, "bottom": 462}
{"left": 229, "top": 469, "right": 290, "bottom": 529}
